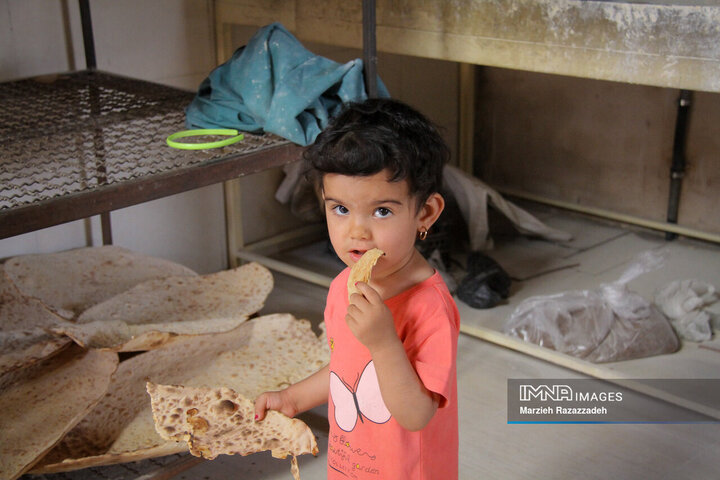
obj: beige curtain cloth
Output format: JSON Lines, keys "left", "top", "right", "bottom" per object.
{"left": 443, "top": 165, "right": 572, "bottom": 250}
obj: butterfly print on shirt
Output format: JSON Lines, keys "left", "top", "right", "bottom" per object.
{"left": 330, "top": 360, "right": 391, "bottom": 432}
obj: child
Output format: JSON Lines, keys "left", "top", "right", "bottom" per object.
{"left": 255, "top": 98, "right": 460, "bottom": 479}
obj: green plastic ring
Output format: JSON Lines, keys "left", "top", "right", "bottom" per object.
{"left": 166, "top": 129, "right": 245, "bottom": 150}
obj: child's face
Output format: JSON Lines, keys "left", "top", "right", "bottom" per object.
{"left": 322, "top": 169, "right": 430, "bottom": 283}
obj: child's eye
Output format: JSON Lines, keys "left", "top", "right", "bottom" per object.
{"left": 374, "top": 207, "right": 392, "bottom": 218}
{"left": 331, "top": 205, "right": 349, "bottom": 216}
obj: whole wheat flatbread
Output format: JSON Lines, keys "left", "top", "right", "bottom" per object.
{"left": 53, "top": 262, "right": 273, "bottom": 351}
{"left": 147, "top": 383, "right": 318, "bottom": 460}
{"left": 347, "top": 248, "right": 384, "bottom": 300}
{"left": 0, "top": 267, "right": 70, "bottom": 380}
{"left": 0, "top": 329, "right": 70, "bottom": 383}
{"left": 4, "top": 246, "right": 197, "bottom": 319}
{"left": 0, "top": 345, "right": 117, "bottom": 480}
{"left": 32, "top": 313, "right": 329, "bottom": 474}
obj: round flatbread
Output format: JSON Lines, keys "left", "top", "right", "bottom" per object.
{"left": 53, "top": 262, "right": 273, "bottom": 351}
{"left": 4, "top": 246, "right": 197, "bottom": 319}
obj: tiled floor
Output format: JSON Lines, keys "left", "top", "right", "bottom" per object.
{"left": 138, "top": 206, "right": 720, "bottom": 479}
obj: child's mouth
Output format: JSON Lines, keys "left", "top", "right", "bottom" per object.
{"left": 349, "top": 249, "right": 367, "bottom": 262}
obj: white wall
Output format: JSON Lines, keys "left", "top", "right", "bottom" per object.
{"left": 0, "top": 0, "right": 226, "bottom": 273}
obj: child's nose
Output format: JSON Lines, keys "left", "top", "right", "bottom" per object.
{"left": 349, "top": 217, "right": 370, "bottom": 240}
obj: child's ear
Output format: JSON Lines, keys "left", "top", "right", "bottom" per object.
{"left": 418, "top": 193, "right": 445, "bottom": 229}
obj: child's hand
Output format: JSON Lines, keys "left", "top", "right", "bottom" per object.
{"left": 254, "top": 389, "right": 298, "bottom": 421}
{"left": 346, "top": 281, "right": 399, "bottom": 354}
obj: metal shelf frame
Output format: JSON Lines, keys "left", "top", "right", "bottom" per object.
{"left": 1, "top": 0, "right": 304, "bottom": 245}
{"left": 0, "top": 70, "right": 303, "bottom": 241}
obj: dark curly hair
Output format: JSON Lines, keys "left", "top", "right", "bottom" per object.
{"left": 304, "top": 98, "right": 449, "bottom": 209}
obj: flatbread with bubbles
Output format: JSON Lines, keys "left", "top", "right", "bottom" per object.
{"left": 4, "top": 246, "right": 197, "bottom": 319}
{"left": 31, "top": 313, "right": 329, "bottom": 474}
{"left": 52, "top": 262, "right": 273, "bottom": 351}
{"left": 147, "top": 383, "right": 317, "bottom": 477}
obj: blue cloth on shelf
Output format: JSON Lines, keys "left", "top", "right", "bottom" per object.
{"left": 185, "top": 22, "right": 389, "bottom": 146}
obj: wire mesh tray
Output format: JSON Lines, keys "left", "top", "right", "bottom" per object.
{"left": 0, "top": 70, "right": 301, "bottom": 238}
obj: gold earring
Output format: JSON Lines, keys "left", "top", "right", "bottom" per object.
{"left": 418, "top": 227, "right": 428, "bottom": 241}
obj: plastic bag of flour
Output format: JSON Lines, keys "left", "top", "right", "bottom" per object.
{"left": 505, "top": 250, "right": 679, "bottom": 363}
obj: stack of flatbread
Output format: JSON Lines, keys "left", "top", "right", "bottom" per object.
{"left": 0, "top": 246, "right": 326, "bottom": 479}
{"left": 1, "top": 245, "right": 201, "bottom": 381}
{"left": 54, "top": 261, "right": 273, "bottom": 351}
{"left": 0, "top": 345, "right": 118, "bottom": 479}
{"left": 31, "top": 313, "right": 328, "bottom": 474}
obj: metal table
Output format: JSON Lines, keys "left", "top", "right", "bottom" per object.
{"left": 0, "top": 70, "right": 303, "bottom": 242}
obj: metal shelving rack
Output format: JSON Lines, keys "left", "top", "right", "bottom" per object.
{"left": 0, "top": 70, "right": 302, "bottom": 243}
{"left": 0, "top": 0, "right": 303, "bottom": 245}
{"left": 2, "top": 3, "right": 303, "bottom": 478}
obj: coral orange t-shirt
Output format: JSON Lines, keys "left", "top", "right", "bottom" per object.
{"left": 324, "top": 268, "right": 460, "bottom": 479}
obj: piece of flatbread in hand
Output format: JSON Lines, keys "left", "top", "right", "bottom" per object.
{"left": 347, "top": 248, "right": 384, "bottom": 300}
{"left": 147, "top": 383, "right": 318, "bottom": 461}
{"left": 52, "top": 262, "right": 273, "bottom": 351}
{"left": 4, "top": 246, "right": 197, "bottom": 319}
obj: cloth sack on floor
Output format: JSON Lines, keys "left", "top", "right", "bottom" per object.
{"left": 186, "top": 22, "right": 389, "bottom": 146}
{"left": 655, "top": 279, "right": 718, "bottom": 342}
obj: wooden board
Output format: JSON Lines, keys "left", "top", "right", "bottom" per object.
{"left": 216, "top": 0, "right": 720, "bottom": 92}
